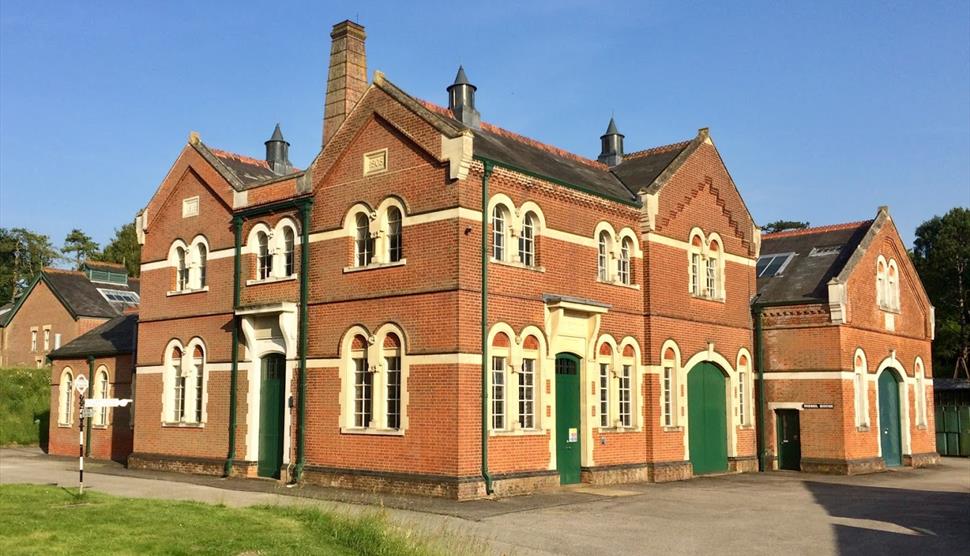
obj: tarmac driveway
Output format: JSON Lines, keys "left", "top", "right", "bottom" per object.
{"left": 1, "top": 447, "right": 968, "bottom": 555}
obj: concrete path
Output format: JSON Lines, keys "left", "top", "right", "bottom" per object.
{"left": 2, "top": 447, "right": 968, "bottom": 555}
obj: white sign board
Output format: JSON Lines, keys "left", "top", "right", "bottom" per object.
{"left": 74, "top": 375, "right": 88, "bottom": 395}
{"left": 84, "top": 398, "right": 132, "bottom": 408}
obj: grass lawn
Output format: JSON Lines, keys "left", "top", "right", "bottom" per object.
{"left": 0, "top": 484, "right": 448, "bottom": 555}
{"left": 0, "top": 367, "right": 50, "bottom": 446}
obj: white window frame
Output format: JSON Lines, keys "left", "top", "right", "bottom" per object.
{"left": 94, "top": 366, "right": 110, "bottom": 426}
{"left": 598, "top": 231, "right": 612, "bottom": 282}
{"left": 518, "top": 357, "right": 537, "bottom": 430}
{"left": 618, "top": 364, "right": 633, "bottom": 428}
{"left": 688, "top": 230, "right": 724, "bottom": 301}
{"left": 662, "top": 365, "right": 674, "bottom": 427}
{"left": 618, "top": 238, "right": 632, "bottom": 285}
{"left": 491, "top": 356, "right": 507, "bottom": 430}
{"left": 853, "top": 350, "right": 870, "bottom": 428}
{"left": 492, "top": 206, "right": 509, "bottom": 262}
{"left": 599, "top": 362, "right": 611, "bottom": 428}
{"left": 340, "top": 325, "right": 410, "bottom": 434}
{"left": 163, "top": 340, "right": 207, "bottom": 425}
{"left": 43, "top": 327, "right": 51, "bottom": 352}
{"left": 518, "top": 212, "right": 536, "bottom": 267}
{"left": 58, "top": 368, "right": 74, "bottom": 426}
{"left": 386, "top": 206, "right": 403, "bottom": 263}
{"left": 30, "top": 328, "right": 37, "bottom": 352}
{"left": 915, "top": 358, "right": 927, "bottom": 427}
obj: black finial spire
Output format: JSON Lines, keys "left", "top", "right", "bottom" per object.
{"left": 598, "top": 117, "right": 624, "bottom": 167}
{"left": 265, "top": 123, "right": 292, "bottom": 174}
{"left": 447, "top": 66, "right": 480, "bottom": 129}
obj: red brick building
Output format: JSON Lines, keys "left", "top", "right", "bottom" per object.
{"left": 47, "top": 313, "right": 137, "bottom": 463}
{"left": 754, "top": 207, "right": 938, "bottom": 473}
{"left": 128, "top": 20, "right": 762, "bottom": 498}
{"left": 0, "top": 262, "right": 139, "bottom": 368}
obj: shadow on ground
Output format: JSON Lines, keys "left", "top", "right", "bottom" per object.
{"left": 805, "top": 480, "right": 970, "bottom": 554}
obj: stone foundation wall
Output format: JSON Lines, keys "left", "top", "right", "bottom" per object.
{"left": 128, "top": 452, "right": 256, "bottom": 477}
{"left": 649, "top": 460, "right": 693, "bottom": 482}
{"left": 728, "top": 456, "right": 758, "bottom": 473}
{"left": 581, "top": 463, "right": 650, "bottom": 485}
{"left": 801, "top": 457, "right": 885, "bottom": 475}
{"left": 904, "top": 452, "right": 940, "bottom": 468}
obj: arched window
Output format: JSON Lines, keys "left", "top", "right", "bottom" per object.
{"left": 518, "top": 212, "right": 536, "bottom": 267}
{"left": 196, "top": 243, "right": 207, "bottom": 288}
{"left": 490, "top": 331, "right": 510, "bottom": 430}
{"left": 58, "top": 369, "right": 74, "bottom": 425}
{"left": 618, "top": 237, "right": 632, "bottom": 285}
{"left": 351, "top": 334, "right": 371, "bottom": 428}
{"left": 192, "top": 345, "right": 205, "bottom": 423}
{"left": 171, "top": 346, "right": 187, "bottom": 422}
{"left": 176, "top": 247, "right": 188, "bottom": 291}
{"left": 876, "top": 259, "right": 887, "bottom": 308}
{"left": 384, "top": 333, "right": 402, "bottom": 430}
{"left": 598, "top": 231, "right": 611, "bottom": 281}
{"left": 387, "top": 207, "right": 403, "bottom": 263}
{"left": 661, "top": 346, "right": 678, "bottom": 427}
{"left": 706, "top": 241, "right": 720, "bottom": 298}
{"left": 283, "top": 227, "right": 295, "bottom": 276}
{"left": 94, "top": 367, "right": 109, "bottom": 426}
{"left": 737, "top": 355, "right": 749, "bottom": 426}
{"left": 519, "top": 335, "right": 540, "bottom": 430}
{"left": 492, "top": 206, "right": 508, "bottom": 261}
{"left": 915, "top": 359, "right": 927, "bottom": 427}
{"left": 887, "top": 262, "right": 899, "bottom": 311}
{"left": 256, "top": 232, "right": 271, "bottom": 280}
{"left": 853, "top": 351, "right": 870, "bottom": 428}
{"left": 355, "top": 213, "right": 372, "bottom": 267}
{"left": 618, "top": 354, "right": 633, "bottom": 428}
{"left": 598, "top": 342, "right": 612, "bottom": 427}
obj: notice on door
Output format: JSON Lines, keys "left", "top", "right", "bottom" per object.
{"left": 568, "top": 428, "right": 578, "bottom": 443}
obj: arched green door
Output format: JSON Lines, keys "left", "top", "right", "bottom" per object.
{"left": 688, "top": 362, "right": 728, "bottom": 475}
{"left": 258, "top": 354, "right": 286, "bottom": 479}
{"left": 878, "top": 370, "right": 902, "bottom": 467}
{"left": 555, "top": 353, "right": 582, "bottom": 484}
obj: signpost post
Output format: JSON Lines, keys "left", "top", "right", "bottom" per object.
{"left": 74, "top": 374, "right": 89, "bottom": 495}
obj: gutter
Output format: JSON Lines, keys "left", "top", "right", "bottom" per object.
{"left": 224, "top": 216, "right": 243, "bottom": 476}
{"left": 752, "top": 302, "right": 767, "bottom": 472}
{"left": 479, "top": 160, "right": 495, "bottom": 495}
{"left": 292, "top": 199, "right": 313, "bottom": 482}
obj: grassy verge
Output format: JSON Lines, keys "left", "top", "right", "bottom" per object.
{"left": 0, "top": 367, "right": 50, "bottom": 446}
{"left": 0, "top": 484, "right": 448, "bottom": 555}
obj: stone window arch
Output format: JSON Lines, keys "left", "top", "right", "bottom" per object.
{"left": 93, "top": 366, "right": 110, "bottom": 426}
{"left": 660, "top": 340, "right": 682, "bottom": 428}
{"left": 339, "top": 323, "right": 410, "bottom": 433}
{"left": 58, "top": 368, "right": 75, "bottom": 426}
{"left": 853, "top": 348, "right": 870, "bottom": 428}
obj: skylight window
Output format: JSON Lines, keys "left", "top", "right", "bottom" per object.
{"left": 98, "top": 289, "right": 140, "bottom": 304}
{"left": 756, "top": 253, "right": 794, "bottom": 278}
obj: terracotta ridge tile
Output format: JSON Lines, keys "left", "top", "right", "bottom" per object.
{"left": 763, "top": 220, "right": 873, "bottom": 239}
{"left": 209, "top": 148, "right": 271, "bottom": 170}
{"left": 623, "top": 140, "right": 692, "bottom": 160}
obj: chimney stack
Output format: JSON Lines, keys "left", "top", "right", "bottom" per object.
{"left": 323, "top": 20, "right": 367, "bottom": 146}
{"left": 265, "top": 124, "right": 292, "bottom": 174}
{"left": 447, "top": 66, "right": 480, "bottom": 129}
{"left": 598, "top": 117, "right": 624, "bottom": 167}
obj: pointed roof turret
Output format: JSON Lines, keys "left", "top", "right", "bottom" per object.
{"left": 447, "top": 65, "right": 480, "bottom": 129}
{"left": 605, "top": 117, "right": 620, "bottom": 136}
{"left": 268, "top": 123, "right": 286, "bottom": 143}
{"left": 598, "top": 117, "right": 625, "bottom": 167}
{"left": 452, "top": 65, "right": 474, "bottom": 88}
{"left": 265, "top": 123, "right": 292, "bottom": 175}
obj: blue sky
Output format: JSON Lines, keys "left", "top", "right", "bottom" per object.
{"left": 1, "top": 1, "right": 967, "bottom": 249}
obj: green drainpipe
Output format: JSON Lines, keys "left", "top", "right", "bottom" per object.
{"left": 292, "top": 199, "right": 312, "bottom": 483}
{"left": 480, "top": 160, "right": 494, "bottom": 495}
{"left": 85, "top": 355, "right": 94, "bottom": 457}
{"left": 224, "top": 216, "right": 243, "bottom": 477}
{"left": 753, "top": 303, "right": 767, "bottom": 472}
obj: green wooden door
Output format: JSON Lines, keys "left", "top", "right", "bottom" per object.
{"left": 688, "top": 362, "right": 728, "bottom": 475}
{"left": 936, "top": 401, "right": 970, "bottom": 457}
{"left": 878, "top": 370, "right": 902, "bottom": 467}
{"left": 258, "top": 354, "right": 286, "bottom": 479}
{"left": 776, "top": 409, "right": 801, "bottom": 471}
{"left": 555, "top": 353, "right": 582, "bottom": 484}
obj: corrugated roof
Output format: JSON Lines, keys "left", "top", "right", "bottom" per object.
{"left": 755, "top": 221, "right": 874, "bottom": 305}
{"left": 48, "top": 313, "right": 137, "bottom": 359}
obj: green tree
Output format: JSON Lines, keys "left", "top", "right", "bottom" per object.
{"left": 762, "top": 220, "right": 810, "bottom": 234}
{"left": 912, "top": 207, "right": 970, "bottom": 378}
{"left": 100, "top": 223, "right": 141, "bottom": 277}
{"left": 62, "top": 229, "right": 99, "bottom": 269}
{"left": 0, "top": 228, "right": 60, "bottom": 303}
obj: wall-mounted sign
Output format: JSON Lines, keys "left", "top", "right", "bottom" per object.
{"left": 802, "top": 403, "right": 834, "bottom": 410}
{"left": 568, "top": 428, "right": 578, "bottom": 443}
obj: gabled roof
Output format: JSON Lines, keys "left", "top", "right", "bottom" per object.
{"left": 48, "top": 313, "right": 137, "bottom": 359}
{"left": 401, "top": 81, "right": 698, "bottom": 205}
{"left": 754, "top": 220, "right": 874, "bottom": 306}
{"left": 2, "top": 268, "right": 140, "bottom": 326}
{"left": 0, "top": 303, "right": 13, "bottom": 327}
{"left": 188, "top": 134, "right": 303, "bottom": 190}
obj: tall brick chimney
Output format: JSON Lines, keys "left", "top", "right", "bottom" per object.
{"left": 323, "top": 20, "right": 367, "bottom": 147}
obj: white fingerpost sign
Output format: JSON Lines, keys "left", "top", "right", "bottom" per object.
{"left": 75, "top": 374, "right": 88, "bottom": 395}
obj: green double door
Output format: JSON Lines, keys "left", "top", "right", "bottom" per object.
{"left": 878, "top": 370, "right": 902, "bottom": 467}
{"left": 555, "top": 353, "right": 582, "bottom": 484}
{"left": 688, "top": 362, "right": 728, "bottom": 475}
{"left": 258, "top": 354, "right": 286, "bottom": 479}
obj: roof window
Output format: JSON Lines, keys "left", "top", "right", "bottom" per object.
{"left": 756, "top": 253, "right": 794, "bottom": 278}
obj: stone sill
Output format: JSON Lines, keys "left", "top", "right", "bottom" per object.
{"left": 738, "top": 424, "right": 755, "bottom": 430}
{"left": 490, "top": 258, "right": 545, "bottom": 273}
{"left": 340, "top": 427, "right": 405, "bottom": 437}
{"left": 596, "top": 277, "right": 640, "bottom": 290}
{"left": 167, "top": 286, "right": 209, "bottom": 297}
{"left": 879, "top": 306, "right": 901, "bottom": 315}
{"left": 246, "top": 275, "right": 296, "bottom": 286}
{"left": 343, "top": 259, "right": 407, "bottom": 274}
{"left": 162, "top": 422, "right": 205, "bottom": 429}
{"left": 691, "top": 294, "right": 725, "bottom": 304}
{"left": 856, "top": 424, "right": 871, "bottom": 432}
{"left": 490, "top": 428, "right": 546, "bottom": 437}
{"left": 57, "top": 423, "right": 74, "bottom": 429}
{"left": 599, "top": 426, "right": 640, "bottom": 434}
{"left": 662, "top": 425, "right": 684, "bottom": 433}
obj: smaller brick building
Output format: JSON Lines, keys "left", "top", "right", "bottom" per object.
{"left": 47, "top": 313, "right": 137, "bottom": 463}
{"left": 0, "top": 262, "right": 139, "bottom": 368}
{"left": 754, "top": 207, "right": 938, "bottom": 474}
